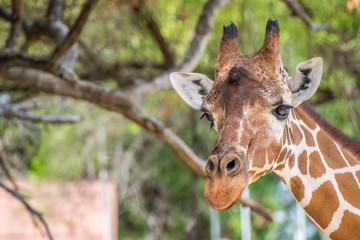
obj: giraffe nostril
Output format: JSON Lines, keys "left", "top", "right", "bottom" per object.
{"left": 205, "top": 155, "right": 219, "bottom": 177}
{"left": 220, "top": 154, "right": 241, "bottom": 176}
{"left": 226, "top": 159, "right": 237, "bottom": 173}
{"left": 208, "top": 160, "right": 215, "bottom": 173}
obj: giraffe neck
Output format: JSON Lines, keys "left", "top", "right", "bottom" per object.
{"left": 273, "top": 103, "right": 360, "bottom": 239}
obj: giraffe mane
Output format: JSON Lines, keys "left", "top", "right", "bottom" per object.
{"left": 299, "top": 102, "right": 360, "bottom": 159}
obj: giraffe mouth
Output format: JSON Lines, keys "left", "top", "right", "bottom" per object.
{"left": 203, "top": 171, "right": 249, "bottom": 210}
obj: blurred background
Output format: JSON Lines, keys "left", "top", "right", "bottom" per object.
{"left": 0, "top": 0, "right": 359, "bottom": 239}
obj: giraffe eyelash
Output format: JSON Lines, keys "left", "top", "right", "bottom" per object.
{"left": 200, "top": 113, "right": 214, "bottom": 129}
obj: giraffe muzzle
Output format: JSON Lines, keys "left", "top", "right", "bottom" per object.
{"left": 204, "top": 154, "right": 249, "bottom": 210}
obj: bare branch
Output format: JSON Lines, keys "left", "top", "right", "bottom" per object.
{"left": 8, "top": 101, "right": 53, "bottom": 111}
{"left": 0, "top": 180, "right": 53, "bottom": 240}
{"left": 48, "top": 0, "right": 99, "bottom": 71}
{"left": 0, "top": 5, "right": 31, "bottom": 35}
{"left": 78, "top": 62, "right": 167, "bottom": 83}
{"left": 0, "top": 102, "right": 82, "bottom": 124}
{"left": 131, "top": 1, "right": 175, "bottom": 68}
{"left": 0, "top": 153, "right": 18, "bottom": 190}
{"left": 0, "top": 49, "right": 47, "bottom": 69}
{"left": 9, "top": 112, "right": 82, "bottom": 124}
{"left": 46, "top": 0, "right": 64, "bottom": 21}
{"left": 78, "top": 41, "right": 167, "bottom": 83}
{"left": 0, "top": 5, "right": 13, "bottom": 21}
{"left": 281, "top": 0, "right": 330, "bottom": 31}
{"left": 5, "top": 0, "right": 23, "bottom": 49}
{"left": 18, "top": 17, "right": 76, "bottom": 67}
{"left": 238, "top": 198, "right": 273, "bottom": 222}
{"left": 132, "top": 0, "right": 230, "bottom": 98}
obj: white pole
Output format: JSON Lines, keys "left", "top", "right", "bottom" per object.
{"left": 294, "top": 203, "right": 306, "bottom": 240}
{"left": 240, "top": 186, "right": 251, "bottom": 240}
{"left": 97, "top": 126, "right": 112, "bottom": 240}
{"left": 210, "top": 207, "right": 220, "bottom": 240}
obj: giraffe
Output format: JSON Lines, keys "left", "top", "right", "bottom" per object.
{"left": 170, "top": 19, "right": 360, "bottom": 239}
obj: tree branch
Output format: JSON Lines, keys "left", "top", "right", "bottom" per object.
{"left": 5, "top": 0, "right": 23, "bottom": 49}
{"left": 0, "top": 102, "right": 82, "bottom": 124}
{"left": 281, "top": 0, "right": 330, "bottom": 31}
{"left": 46, "top": 0, "right": 64, "bottom": 21}
{"left": 131, "top": 0, "right": 175, "bottom": 68}
{"left": 7, "top": 112, "right": 82, "bottom": 124}
{"left": 0, "top": 5, "right": 32, "bottom": 36}
{"left": 48, "top": 0, "right": 98, "bottom": 71}
{"left": 238, "top": 198, "right": 273, "bottom": 222}
{"left": 77, "top": 41, "right": 167, "bottom": 84}
{"left": 0, "top": 180, "right": 53, "bottom": 240}
{"left": 77, "top": 60, "right": 167, "bottom": 83}
{"left": 0, "top": 49, "right": 47, "bottom": 69}
{"left": 0, "top": 5, "right": 13, "bottom": 21}
{"left": 0, "top": 153, "right": 18, "bottom": 190}
{"left": 131, "top": 0, "right": 230, "bottom": 98}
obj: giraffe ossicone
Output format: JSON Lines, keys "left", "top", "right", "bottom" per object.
{"left": 170, "top": 18, "right": 360, "bottom": 239}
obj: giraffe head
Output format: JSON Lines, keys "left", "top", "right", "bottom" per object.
{"left": 170, "top": 19, "right": 323, "bottom": 210}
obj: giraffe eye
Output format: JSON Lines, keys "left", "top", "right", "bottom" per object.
{"left": 200, "top": 113, "right": 214, "bottom": 129}
{"left": 272, "top": 104, "right": 293, "bottom": 120}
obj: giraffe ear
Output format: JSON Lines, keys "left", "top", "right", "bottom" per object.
{"left": 287, "top": 57, "right": 323, "bottom": 107}
{"left": 170, "top": 72, "right": 214, "bottom": 110}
